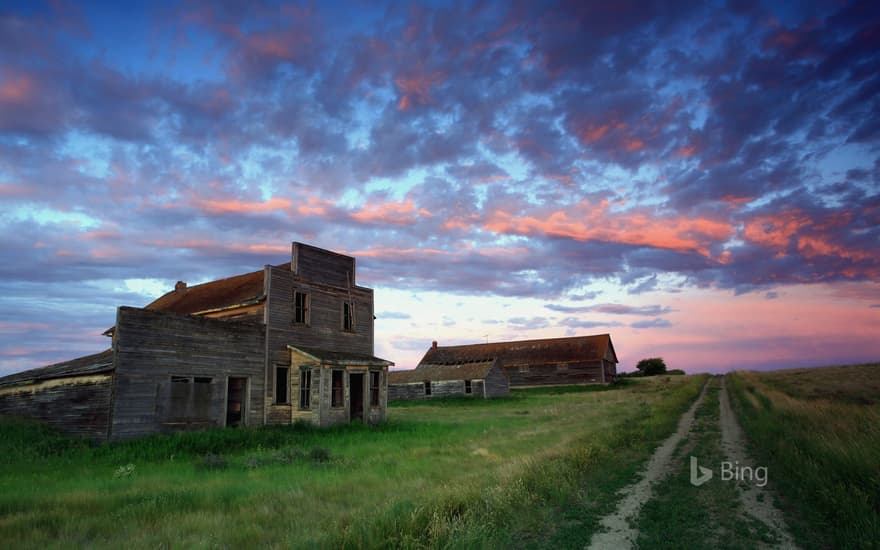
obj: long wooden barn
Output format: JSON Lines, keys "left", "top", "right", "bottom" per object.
{"left": 388, "top": 358, "right": 509, "bottom": 400}
{"left": 417, "top": 334, "right": 618, "bottom": 387}
{"left": 0, "top": 243, "right": 393, "bottom": 441}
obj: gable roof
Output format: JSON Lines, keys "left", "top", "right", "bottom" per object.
{"left": 418, "top": 334, "right": 617, "bottom": 368}
{"left": 145, "top": 263, "right": 290, "bottom": 316}
{"left": 389, "top": 358, "right": 501, "bottom": 384}
{"left": 0, "top": 349, "right": 114, "bottom": 388}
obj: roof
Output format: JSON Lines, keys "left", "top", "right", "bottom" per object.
{"left": 288, "top": 345, "right": 394, "bottom": 367}
{"left": 389, "top": 358, "right": 500, "bottom": 384}
{"left": 145, "top": 263, "right": 290, "bottom": 316}
{"left": 0, "top": 349, "right": 114, "bottom": 388}
{"left": 418, "top": 334, "right": 617, "bottom": 368}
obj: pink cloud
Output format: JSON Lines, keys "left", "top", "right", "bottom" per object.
{"left": 197, "top": 197, "right": 292, "bottom": 215}
{"left": 351, "top": 200, "right": 432, "bottom": 226}
{"left": 484, "top": 201, "right": 733, "bottom": 257}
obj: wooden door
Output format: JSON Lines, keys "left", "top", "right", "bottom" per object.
{"left": 226, "top": 377, "right": 247, "bottom": 427}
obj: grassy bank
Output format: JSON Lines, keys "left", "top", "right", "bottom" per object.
{"left": 727, "top": 364, "right": 880, "bottom": 549}
{"left": 0, "top": 375, "right": 705, "bottom": 549}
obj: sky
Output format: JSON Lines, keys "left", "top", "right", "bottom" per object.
{"left": 0, "top": 0, "right": 878, "bottom": 376}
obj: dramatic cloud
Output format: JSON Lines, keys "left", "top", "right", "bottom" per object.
{"left": 0, "top": 0, "right": 878, "bottom": 375}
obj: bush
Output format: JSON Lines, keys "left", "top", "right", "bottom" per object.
{"left": 636, "top": 357, "right": 667, "bottom": 376}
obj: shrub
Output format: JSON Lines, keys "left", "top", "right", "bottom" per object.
{"left": 309, "top": 446, "right": 331, "bottom": 463}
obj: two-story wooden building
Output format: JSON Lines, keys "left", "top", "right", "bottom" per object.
{"left": 0, "top": 243, "right": 393, "bottom": 440}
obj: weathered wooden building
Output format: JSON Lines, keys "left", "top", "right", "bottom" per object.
{"left": 387, "top": 358, "right": 509, "bottom": 400}
{"left": 417, "top": 334, "right": 618, "bottom": 387}
{"left": 0, "top": 243, "right": 393, "bottom": 440}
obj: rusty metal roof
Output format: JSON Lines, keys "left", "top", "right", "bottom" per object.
{"left": 0, "top": 349, "right": 114, "bottom": 388}
{"left": 145, "top": 263, "right": 290, "bottom": 315}
{"left": 418, "top": 334, "right": 617, "bottom": 368}
{"left": 389, "top": 358, "right": 501, "bottom": 383}
{"left": 288, "top": 345, "right": 394, "bottom": 367}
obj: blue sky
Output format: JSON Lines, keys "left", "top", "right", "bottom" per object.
{"left": 0, "top": 0, "right": 878, "bottom": 374}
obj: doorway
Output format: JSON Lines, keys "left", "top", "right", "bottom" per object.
{"left": 349, "top": 373, "right": 364, "bottom": 422}
{"left": 226, "top": 377, "right": 247, "bottom": 427}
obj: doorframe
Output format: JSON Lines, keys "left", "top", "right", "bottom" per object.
{"left": 348, "top": 371, "right": 366, "bottom": 423}
{"left": 224, "top": 376, "right": 249, "bottom": 427}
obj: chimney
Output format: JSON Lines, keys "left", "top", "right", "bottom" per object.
{"left": 432, "top": 340, "right": 438, "bottom": 349}
{"left": 175, "top": 281, "right": 187, "bottom": 293}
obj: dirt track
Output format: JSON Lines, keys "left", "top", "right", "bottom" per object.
{"left": 587, "top": 377, "right": 799, "bottom": 549}
{"left": 587, "top": 381, "right": 709, "bottom": 549}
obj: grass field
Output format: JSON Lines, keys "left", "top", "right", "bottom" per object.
{"left": 0, "top": 376, "right": 705, "bottom": 549}
{"left": 728, "top": 363, "right": 880, "bottom": 549}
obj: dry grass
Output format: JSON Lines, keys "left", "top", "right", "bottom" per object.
{"left": 728, "top": 364, "right": 880, "bottom": 549}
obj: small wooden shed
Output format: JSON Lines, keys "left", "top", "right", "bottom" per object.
{"left": 387, "top": 358, "right": 509, "bottom": 400}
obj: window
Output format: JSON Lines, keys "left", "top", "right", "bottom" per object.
{"left": 331, "top": 370, "right": 344, "bottom": 407}
{"left": 275, "top": 366, "right": 289, "bottom": 404}
{"left": 169, "top": 375, "right": 212, "bottom": 419}
{"left": 518, "top": 365, "right": 529, "bottom": 373}
{"left": 294, "top": 291, "right": 309, "bottom": 324}
{"left": 342, "top": 301, "right": 354, "bottom": 332}
{"left": 299, "top": 369, "right": 312, "bottom": 410}
{"left": 464, "top": 380, "right": 472, "bottom": 394}
{"left": 370, "top": 371, "right": 380, "bottom": 406}
{"left": 194, "top": 377, "right": 212, "bottom": 384}
{"left": 556, "top": 364, "right": 568, "bottom": 372}
{"left": 424, "top": 381, "right": 431, "bottom": 396}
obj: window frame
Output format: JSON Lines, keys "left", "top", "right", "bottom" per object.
{"left": 293, "top": 290, "right": 310, "bottom": 325}
{"left": 464, "top": 379, "right": 472, "bottom": 394}
{"left": 275, "top": 366, "right": 290, "bottom": 405}
{"left": 369, "top": 371, "right": 380, "bottom": 407}
{"left": 298, "top": 368, "right": 312, "bottom": 410}
{"left": 424, "top": 380, "right": 431, "bottom": 396}
{"left": 331, "top": 370, "right": 344, "bottom": 408}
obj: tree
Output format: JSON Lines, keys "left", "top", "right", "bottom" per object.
{"left": 636, "top": 357, "right": 667, "bottom": 376}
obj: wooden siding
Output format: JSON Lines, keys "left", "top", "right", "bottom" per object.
{"left": 292, "top": 242, "right": 356, "bottom": 288}
{"left": 483, "top": 361, "right": 510, "bottom": 397}
{"left": 263, "top": 264, "right": 374, "bottom": 407}
{"left": 0, "top": 375, "right": 112, "bottom": 440}
{"left": 111, "top": 306, "right": 266, "bottom": 441}
{"left": 504, "top": 361, "right": 604, "bottom": 387}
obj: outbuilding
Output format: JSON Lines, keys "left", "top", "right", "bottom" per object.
{"left": 388, "top": 358, "right": 509, "bottom": 400}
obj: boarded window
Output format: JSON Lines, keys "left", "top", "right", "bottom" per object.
{"left": 275, "top": 366, "right": 289, "bottom": 404}
{"left": 424, "top": 381, "right": 431, "bottom": 396}
{"left": 299, "top": 369, "right": 312, "bottom": 410}
{"left": 169, "top": 375, "right": 212, "bottom": 419}
{"left": 294, "top": 291, "right": 309, "bottom": 324}
{"left": 331, "top": 370, "right": 344, "bottom": 407}
{"left": 464, "top": 380, "right": 472, "bottom": 394}
{"left": 342, "top": 301, "right": 354, "bottom": 332}
{"left": 369, "top": 371, "right": 380, "bottom": 406}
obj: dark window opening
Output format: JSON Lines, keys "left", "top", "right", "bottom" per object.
{"left": 464, "top": 380, "right": 472, "bottom": 394}
{"left": 194, "top": 376, "right": 212, "bottom": 384}
{"left": 331, "top": 370, "right": 344, "bottom": 407}
{"left": 424, "top": 381, "right": 431, "bottom": 396}
{"left": 299, "top": 369, "right": 312, "bottom": 410}
{"left": 370, "top": 371, "right": 380, "bottom": 406}
{"left": 275, "top": 366, "right": 289, "bottom": 404}
{"left": 171, "top": 376, "right": 190, "bottom": 384}
{"left": 342, "top": 302, "right": 354, "bottom": 332}
{"left": 294, "top": 291, "right": 309, "bottom": 324}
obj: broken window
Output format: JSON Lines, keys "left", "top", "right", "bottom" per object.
{"left": 342, "top": 301, "right": 354, "bottom": 332}
{"left": 424, "top": 381, "right": 431, "bottom": 396}
{"left": 299, "top": 369, "right": 312, "bottom": 410}
{"left": 294, "top": 291, "right": 309, "bottom": 324}
{"left": 275, "top": 366, "right": 289, "bottom": 404}
{"left": 464, "top": 380, "right": 472, "bottom": 394}
{"left": 331, "top": 370, "right": 344, "bottom": 407}
{"left": 369, "top": 371, "right": 380, "bottom": 406}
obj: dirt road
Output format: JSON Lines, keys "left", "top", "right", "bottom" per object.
{"left": 587, "top": 376, "right": 799, "bottom": 549}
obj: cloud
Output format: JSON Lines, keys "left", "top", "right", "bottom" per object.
{"left": 545, "top": 303, "right": 672, "bottom": 316}
{"left": 631, "top": 318, "right": 673, "bottom": 329}
{"left": 377, "top": 311, "right": 411, "bottom": 320}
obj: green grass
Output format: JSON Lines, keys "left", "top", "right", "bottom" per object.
{"left": 728, "top": 364, "right": 880, "bottom": 550}
{"left": 0, "top": 375, "right": 706, "bottom": 549}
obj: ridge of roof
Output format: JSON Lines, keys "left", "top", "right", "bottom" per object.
{"left": 0, "top": 349, "right": 114, "bottom": 388}
{"left": 418, "top": 334, "right": 616, "bottom": 366}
